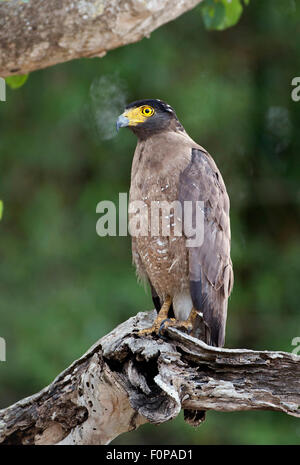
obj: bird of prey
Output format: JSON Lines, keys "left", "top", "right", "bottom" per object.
{"left": 116, "top": 99, "right": 233, "bottom": 348}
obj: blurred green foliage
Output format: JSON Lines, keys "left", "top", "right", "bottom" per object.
{"left": 200, "top": 0, "right": 248, "bottom": 30}
{"left": 0, "top": 0, "right": 300, "bottom": 444}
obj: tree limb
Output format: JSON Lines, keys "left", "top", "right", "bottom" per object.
{"left": 0, "top": 0, "right": 203, "bottom": 77}
{"left": 0, "top": 309, "right": 299, "bottom": 445}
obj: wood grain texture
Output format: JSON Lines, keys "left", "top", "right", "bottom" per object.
{"left": 1, "top": 310, "right": 299, "bottom": 445}
{"left": 0, "top": 0, "right": 203, "bottom": 77}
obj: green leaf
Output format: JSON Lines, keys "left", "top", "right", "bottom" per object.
{"left": 221, "top": 0, "right": 243, "bottom": 30}
{"left": 5, "top": 74, "right": 29, "bottom": 89}
{"left": 0, "top": 201, "right": 3, "bottom": 221}
{"left": 201, "top": 0, "right": 226, "bottom": 30}
{"left": 201, "top": 0, "right": 249, "bottom": 31}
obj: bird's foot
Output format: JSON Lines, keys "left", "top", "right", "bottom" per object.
{"left": 159, "top": 318, "right": 193, "bottom": 336}
{"left": 159, "top": 308, "right": 199, "bottom": 337}
{"left": 138, "top": 296, "right": 172, "bottom": 337}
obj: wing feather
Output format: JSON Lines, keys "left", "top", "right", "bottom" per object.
{"left": 179, "top": 148, "right": 233, "bottom": 347}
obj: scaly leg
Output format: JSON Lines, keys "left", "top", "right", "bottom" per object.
{"left": 159, "top": 307, "right": 199, "bottom": 336}
{"left": 138, "top": 296, "right": 173, "bottom": 336}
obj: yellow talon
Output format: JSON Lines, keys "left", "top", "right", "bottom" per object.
{"left": 159, "top": 318, "right": 192, "bottom": 335}
{"left": 138, "top": 301, "right": 200, "bottom": 337}
{"left": 159, "top": 307, "right": 198, "bottom": 336}
{"left": 138, "top": 296, "right": 172, "bottom": 336}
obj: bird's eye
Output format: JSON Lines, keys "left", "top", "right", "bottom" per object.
{"left": 141, "top": 106, "right": 154, "bottom": 117}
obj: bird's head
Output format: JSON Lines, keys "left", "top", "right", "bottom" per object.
{"left": 116, "top": 99, "right": 181, "bottom": 139}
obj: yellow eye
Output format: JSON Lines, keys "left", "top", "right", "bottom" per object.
{"left": 141, "top": 106, "right": 154, "bottom": 117}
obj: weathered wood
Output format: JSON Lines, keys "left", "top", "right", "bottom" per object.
{"left": 0, "top": 0, "right": 203, "bottom": 77}
{"left": 0, "top": 309, "right": 299, "bottom": 445}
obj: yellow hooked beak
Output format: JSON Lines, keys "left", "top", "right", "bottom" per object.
{"left": 116, "top": 107, "right": 148, "bottom": 132}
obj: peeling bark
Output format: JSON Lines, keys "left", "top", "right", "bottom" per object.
{"left": 0, "top": 0, "right": 203, "bottom": 77}
{"left": 0, "top": 310, "right": 299, "bottom": 445}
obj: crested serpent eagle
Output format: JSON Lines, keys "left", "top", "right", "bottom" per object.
{"left": 116, "top": 99, "right": 233, "bottom": 349}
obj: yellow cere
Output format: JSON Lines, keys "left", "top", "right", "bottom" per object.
{"left": 123, "top": 105, "right": 155, "bottom": 126}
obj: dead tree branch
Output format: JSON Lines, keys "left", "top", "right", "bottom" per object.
{"left": 0, "top": 309, "right": 299, "bottom": 445}
{"left": 0, "top": 0, "right": 203, "bottom": 77}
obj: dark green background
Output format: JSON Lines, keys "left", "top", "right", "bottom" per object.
{"left": 1, "top": 0, "right": 300, "bottom": 444}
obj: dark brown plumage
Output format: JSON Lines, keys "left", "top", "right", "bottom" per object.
{"left": 117, "top": 99, "right": 233, "bottom": 348}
